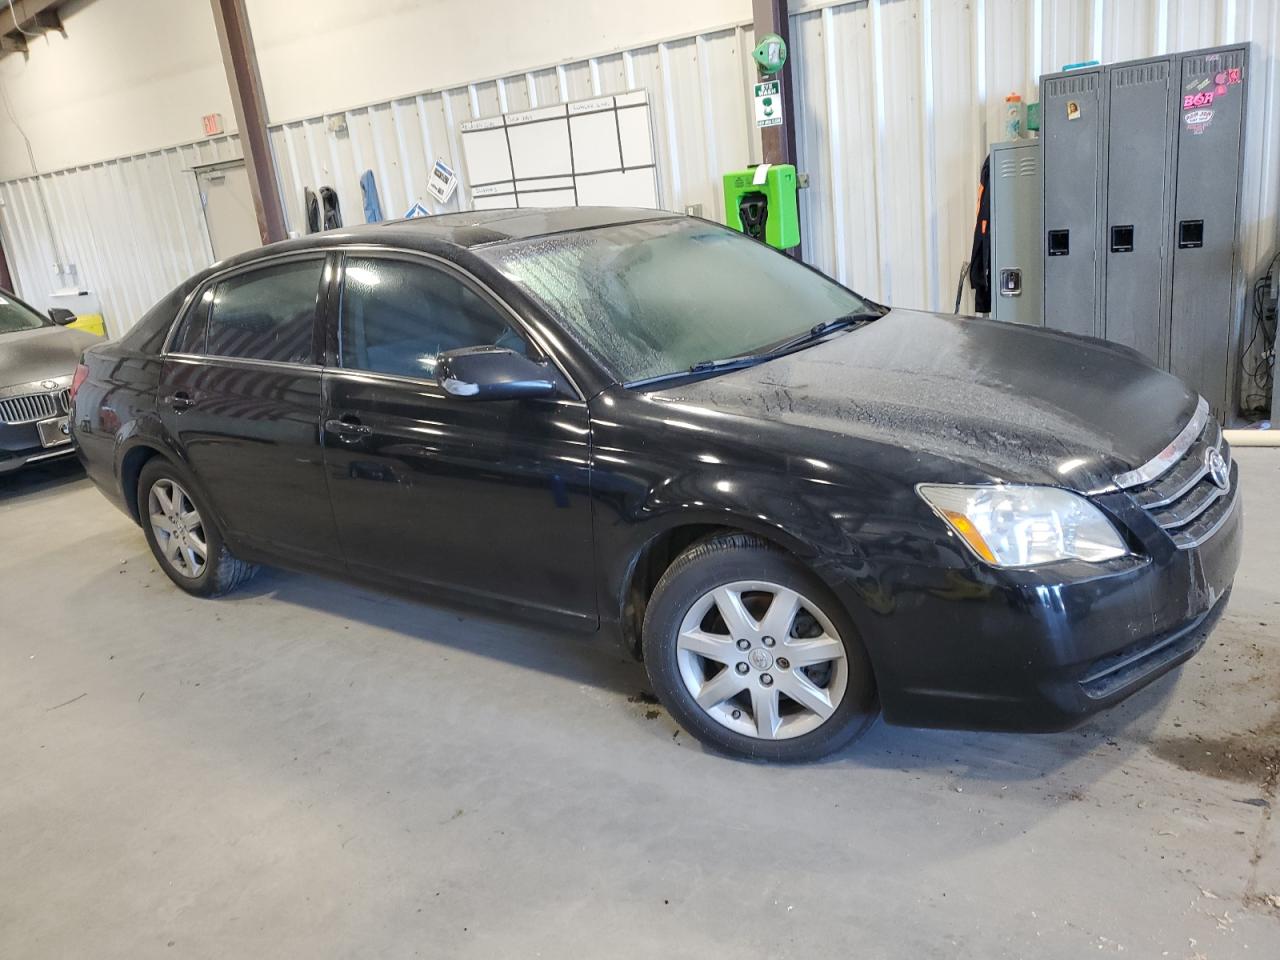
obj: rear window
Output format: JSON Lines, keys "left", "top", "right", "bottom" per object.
{"left": 204, "top": 258, "right": 324, "bottom": 363}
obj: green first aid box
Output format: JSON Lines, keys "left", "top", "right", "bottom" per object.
{"left": 723, "top": 164, "right": 800, "bottom": 250}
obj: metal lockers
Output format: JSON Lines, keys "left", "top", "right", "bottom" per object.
{"left": 1039, "top": 44, "right": 1252, "bottom": 421}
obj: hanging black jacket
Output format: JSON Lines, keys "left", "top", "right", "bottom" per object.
{"left": 968, "top": 155, "right": 992, "bottom": 314}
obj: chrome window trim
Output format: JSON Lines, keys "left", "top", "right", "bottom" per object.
{"left": 322, "top": 364, "right": 587, "bottom": 407}
{"left": 1113, "top": 396, "right": 1210, "bottom": 490}
{"left": 159, "top": 243, "right": 584, "bottom": 401}
{"left": 163, "top": 353, "right": 324, "bottom": 375}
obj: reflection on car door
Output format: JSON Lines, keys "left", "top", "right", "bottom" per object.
{"left": 320, "top": 253, "right": 596, "bottom": 626}
{"left": 159, "top": 254, "right": 344, "bottom": 567}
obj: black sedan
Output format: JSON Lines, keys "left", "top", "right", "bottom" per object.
{"left": 69, "top": 208, "right": 1241, "bottom": 761}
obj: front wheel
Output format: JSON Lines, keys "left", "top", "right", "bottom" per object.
{"left": 138, "top": 458, "right": 258, "bottom": 597}
{"left": 642, "top": 533, "right": 878, "bottom": 761}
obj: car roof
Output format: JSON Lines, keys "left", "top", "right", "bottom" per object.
{"left": 213, "top": 205, "right": 680, "bottom": 273}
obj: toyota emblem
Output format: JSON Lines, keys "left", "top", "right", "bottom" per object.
{"left": 1205, "top": 447, "right": 1229, "bottom": 490}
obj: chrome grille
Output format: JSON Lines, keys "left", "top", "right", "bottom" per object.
{"left": 0, "top": 389, "right": 70, "bottom": 425}
{"left": 1125, "top": 416, "right": 1236, "bottom": 550}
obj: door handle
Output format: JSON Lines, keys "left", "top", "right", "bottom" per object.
{"left": 169, "top": 391, "right": 195, "bottom": 412}
{"left": 325, "top": 416, "right": 373, "bottom": 442}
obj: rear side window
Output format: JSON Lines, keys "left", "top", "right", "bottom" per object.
{"left": 339, "top": 256, "right": 528, "bottom": 379}
{"left": 169, "top": 289, "right": 213, "bottom": 354}
{"left": 205, "top": 258, "right": 324, "bottom": 363}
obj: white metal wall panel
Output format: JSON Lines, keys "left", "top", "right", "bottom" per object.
{"left": 267, "top": 26, "right": 757, "bottom": 236}
{"left": 0, "top": 137, "right": 240, "bottom": 336}
{"left": 792, "top": 0, "right": 1280, "bottom": 319}
{"left": 1, "top": 1, "right": 1277, "bottom": 345}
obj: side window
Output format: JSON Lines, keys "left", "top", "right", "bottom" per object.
{"left": 206, "top": 258, "right": 324, "bottom": 364}
{"left": 169, "top": 288, "right": 213, "bottom": 354}
{"left": 339, "top": 256, "right": 528, "bottom": 379}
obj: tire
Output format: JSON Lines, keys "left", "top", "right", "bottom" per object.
{"left": 137, "top": 458, "right": 258, "bottom": 597}
{"left": 642, "top": 533, "right": 878, "bottom": 761}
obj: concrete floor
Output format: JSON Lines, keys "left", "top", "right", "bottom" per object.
{"left": 1, "top": 453, "right": 1277, "bottom": 959}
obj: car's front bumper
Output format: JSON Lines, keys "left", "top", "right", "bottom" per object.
{"left": 0, "top": 422, "right": 76, "bottom": 475}
{"left": 837, "top": 465, "right": 1243, "bottom": 733}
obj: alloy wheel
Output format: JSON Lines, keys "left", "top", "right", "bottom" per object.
{"left": 674, "top": 580, "right": 848, "bottom": 740}
{"left": 148, "top": 478, "right": 208, "bottom": 579}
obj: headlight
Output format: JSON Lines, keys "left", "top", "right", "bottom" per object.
{"left": 917, "top": 484, "right": 1129, "bottom": 567}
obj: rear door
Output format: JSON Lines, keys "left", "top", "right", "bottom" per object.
{"left": 160, "top": 253, "right": 343, "bottom": 567}
{"left": 320, "top": 252, "right": 596, "bottom": 626}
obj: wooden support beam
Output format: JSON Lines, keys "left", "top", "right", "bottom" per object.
{"left": 0, "top": 34, "right": 28, "bottom": 55}
{"left": 751, "top": 0, "right": 799, "bottom": 170}
{"left": 209, "top": 0, "right": 286, "bottom": 245}
{"left": 750, "top": 0, "right": 801, "bottom": 257}
{"left": 0, "top": 230, "right": 14, "bottom": 294}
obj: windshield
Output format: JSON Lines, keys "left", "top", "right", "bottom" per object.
{"left": 479, "top": 218, "right": 874, "bottom": 383}
{"left": 0, "top": 293, "right": 51, "bottom": 335}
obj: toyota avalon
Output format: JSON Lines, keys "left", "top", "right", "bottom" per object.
{"left": 69, "top": 208, "right": 1241, "bottom": 760}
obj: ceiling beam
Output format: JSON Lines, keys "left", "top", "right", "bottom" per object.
{"left": 0, "top": 0, "right": 65, "bottom": 58}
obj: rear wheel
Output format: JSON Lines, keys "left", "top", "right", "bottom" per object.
{"left": 642, "top": 533, "right": 878, "bottom": 761}
{"left": 138, "top": 459, "right": 257, "bottom": 597}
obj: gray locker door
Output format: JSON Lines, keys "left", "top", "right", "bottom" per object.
{"left": 1103, "top": 60, "right": 1173, "bottom": 364}
{"left": 1042, "top": 69, "right": 1102, "bottom": 336}
{"left": 1169, "top": 47, "right": 1247, "bottom": 418}
{"left": 991, "top": 141, "right": 1043, "bottom": 326}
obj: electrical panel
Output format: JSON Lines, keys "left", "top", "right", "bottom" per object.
{"left": 990, "top": 140, "right": 1043, "bottom": 326}
{"left": 1039, "top": 44, "right": 1253, "bottom": 421}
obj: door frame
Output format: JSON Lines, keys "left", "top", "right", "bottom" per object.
{"left": 190, "top": 158, "right": 260, "bottom": 263}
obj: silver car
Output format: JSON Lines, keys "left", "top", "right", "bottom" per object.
{"left": 0, "top": 289, "right": 100, "bottom": 474}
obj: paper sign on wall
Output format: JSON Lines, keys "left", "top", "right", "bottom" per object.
{"left": 427, "top": 159, "right": 458, "bottom": 204}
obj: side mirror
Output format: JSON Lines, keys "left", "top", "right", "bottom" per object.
{"left": 49, "top": 307, "right": 78, "bottom": 326}
{"left": 436, "top": 345, "right": 557, "bottom": 401}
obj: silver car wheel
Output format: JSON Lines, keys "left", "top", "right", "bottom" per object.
{"left": 148, "top": 478, "right": 208, "bottom": 579}
{"left": 675, "top": 580, "right": 848, "bottom": 740}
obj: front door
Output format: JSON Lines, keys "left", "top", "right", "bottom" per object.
{"left": 159, "top": 254, "right": 342, "bottom": 567}
{"left": 320, "top": 253, "right": 596, "bottom": 626}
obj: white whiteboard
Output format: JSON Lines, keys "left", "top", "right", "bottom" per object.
{"left": 459, "top": 90, "right": 659, "bottom": 210}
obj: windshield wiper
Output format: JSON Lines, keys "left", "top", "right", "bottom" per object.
{"left": 627, "top": 309, "right": 884, "bottom": 390}
{"left": 753, "top": 310, "right": 883, "bottom": 359}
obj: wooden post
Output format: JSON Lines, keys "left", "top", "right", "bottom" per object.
{"left": 0, "top": 231, "right": 14, "bottom": 293}
{"left": 209, "top": 0, "right": 286, "bottom": 245}
{"left": 751, "top": 0, "right": 798, "bottom": 168}
{"left": 751, "top": 0, "right": 800, "bottom": 257}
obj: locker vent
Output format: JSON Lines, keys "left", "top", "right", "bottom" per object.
{"left": 1044, "top": 73, "right": 1097, "bottom": 99}
{"left": 1185, "top": 49, "right": 1245, "bottom": 76}
{"left": 1113, "top": 62, "right": 1168, "bottom": 87}
{"left": 998, "top": 155, "right": 1039, "bottom": 180}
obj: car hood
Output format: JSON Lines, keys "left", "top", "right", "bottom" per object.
{"left": 0, "top": 325, "right": 99, "bottom": 391}
{"left": 649, "top": 308, "right": 1199, "bottom": 492}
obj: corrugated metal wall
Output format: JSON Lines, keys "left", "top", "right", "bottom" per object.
{"left": 0, "top": 137, "right": 242, "bottom": 337}
{"left": 2, "top": 0, "right": 1277, "bottom": 343}
{"left": 266, "top": 24, "right": 759, "bottom": 237}
{"left": 792, "top": 0, "right": 1280, "bottom": 314}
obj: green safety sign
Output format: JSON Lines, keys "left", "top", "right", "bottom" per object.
{"left": 754, "top": 80, "right": 782, "bottom": 128}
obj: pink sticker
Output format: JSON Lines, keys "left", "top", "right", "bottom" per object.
{"left": 1183, "top": 91, "right": 1214, "bottom": 110}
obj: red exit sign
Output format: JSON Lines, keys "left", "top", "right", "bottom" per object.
{"left": 202, "top": 113, "right": 224, "bottom": 136}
